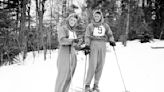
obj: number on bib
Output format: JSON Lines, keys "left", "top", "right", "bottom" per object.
{"left": 93, "top": 26, "right": 105, "bottom": 36}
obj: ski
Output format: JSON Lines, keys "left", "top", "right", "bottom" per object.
{"left": 151, "top": 46, "right": 164, "bottom": 49}
{"left": 70, "top": 87, "right": 85, "bottom": 92}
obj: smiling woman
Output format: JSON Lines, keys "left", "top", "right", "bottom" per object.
{"left": 84, "top": 10, "right": 116, "bottom": 92}
{"left": 55, "top": 13, "right": 82, "bottom": 92}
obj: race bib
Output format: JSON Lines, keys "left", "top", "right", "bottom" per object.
{"left": 68, "top": 30, "right": 77, "bottom": 39}
{"left": 93, "top": 25, "right": 106, "bottom": 36}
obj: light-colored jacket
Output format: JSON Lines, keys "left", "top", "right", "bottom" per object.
{"left": 55, "top": 14, "right": 79, "bottom": 92}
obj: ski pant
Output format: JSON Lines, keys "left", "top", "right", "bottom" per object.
{"left": 55, "top": 46, "right": 77, "bottom": 92}
{"left": 85, "top": 40, "right": 106, "bottom": 86}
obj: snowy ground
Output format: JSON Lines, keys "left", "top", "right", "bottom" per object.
{"left": 0, "top": 40, "right": 164, "bottom": 92}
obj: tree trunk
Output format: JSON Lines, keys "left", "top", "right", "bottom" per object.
{"left": 16, "top": 0, "right": 21, "bottom": 50}
{"left": 62, "top": 0, "right": 67, "bottom": 18}
{"left": 36, "top": 0, "right": 46, "bottom": 60}
{"left": 20, "top": 0, "right": 27, "bottom": 60}
{"left": 49, "top": 0, "right": 53, "bottom": 50}
{"left": 159, "top": 24, "right": 164, "bottom": 40}
{"left": 41, "top": 0, "right": 46, "bottom": 60}
{"left": 36, "top": 0, "right": 40, "bottom": 52}
{"left": 27, "top": 0, "right": 31, "bottom": 52}
{"left": 28, "top": 0, "right": 31, "bottom": 32}
{"left": 124, "top": 1, "right": 130, "bottom": 46}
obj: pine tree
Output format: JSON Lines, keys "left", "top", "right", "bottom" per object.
{"left": 0, "top": 0, "right": 22, "bottom": 65}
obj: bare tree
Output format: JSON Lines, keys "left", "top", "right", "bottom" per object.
{"left": 124, "top": 1, "right": 130, "bottom": 46}
{"left": 20, "top": 0, "right": 28, "bottom": 59}
{"left": 27, "top": 0, "right": 31, "bottom": 32}
{"left": 35, "top": 0, "right": 47, "bottom": 59}
{"left": 62, "top": 0, "right": 67, "bottom": 18}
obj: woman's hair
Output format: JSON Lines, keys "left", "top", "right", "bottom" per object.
{"left": 66, "top": 13, "right": 79, "bottom": 28}
{"left": 59, "top": 13, "right": 79, "bottom": 27}
{"left": 67, "top": 13, "right": 79, "bottom": 20}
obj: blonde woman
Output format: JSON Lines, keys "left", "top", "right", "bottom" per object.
{"left": 55, "top": 13, "right": 80, "bottom": 92}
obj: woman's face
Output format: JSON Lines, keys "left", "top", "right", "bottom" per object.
{"left": 93, "top": 13, "right": 102, "bottom": 23}
{"left": 68, "top": 17, "right": 78, "bottom": 27}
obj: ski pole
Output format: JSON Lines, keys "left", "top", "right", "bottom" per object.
{"left": 83, "top": 54, "right": 88, "bottom": 92}
{"left": 113, "top": 47, "right": 129, "bottom": 92}
{"left": 71, "top": 53, "right": 88, "bottom": 92}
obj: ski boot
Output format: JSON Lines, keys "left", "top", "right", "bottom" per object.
{"left": 92, "top": 84, "right": 100, "bottom": 92}
{"left": 85, "top": 85, "right": 92, "bottom": 92}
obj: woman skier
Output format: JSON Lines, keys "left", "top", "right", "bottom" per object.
{"left": 84, "top": 10, "right": 116, "bottom": 92}
{"left": 55, "top": 13, "right": 81, "bottom": 92}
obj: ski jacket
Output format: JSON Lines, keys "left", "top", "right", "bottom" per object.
{"left": 85, "top": 10, "right": 115, "bottom": 46}
{"left": 58, "top": 13, "right": 79, "bottom": 46}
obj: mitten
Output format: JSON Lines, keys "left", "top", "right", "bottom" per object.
{"left": 110, "top": 41, "right": 116, "bottom": 46}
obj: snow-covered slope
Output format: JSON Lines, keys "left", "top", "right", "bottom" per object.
{"left": 0, "top": 40, "right": 164, "bottom": 92}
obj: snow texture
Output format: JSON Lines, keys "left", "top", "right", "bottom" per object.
{"left": 0, "top": 40, "right": 164, "bottom": 92}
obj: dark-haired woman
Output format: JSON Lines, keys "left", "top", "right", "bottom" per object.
{"left": 84, "top": 10, "right": 116, "bottom": 92}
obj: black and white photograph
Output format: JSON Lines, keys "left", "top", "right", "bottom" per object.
{"left": 0, "top": 0, "right": 164, "bottom": 92}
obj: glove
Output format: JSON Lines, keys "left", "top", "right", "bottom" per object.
{"left": 80, "top": 45, "right": 90, "bottom": 51}
{"left": 80, "top": 45, "right": 90, "bottom": 55}
{"left": 84, "top": 49, "right": 90, "bottom": 55}
{"left": 110, "top": 41, "right": 116, "bottom": 46}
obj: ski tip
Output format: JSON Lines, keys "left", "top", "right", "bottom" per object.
{"left": 124, "top": 90, "right": 130, "bottom": 92}
{"left": 151, "top": 46, "right": 164, "bottom": 49}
